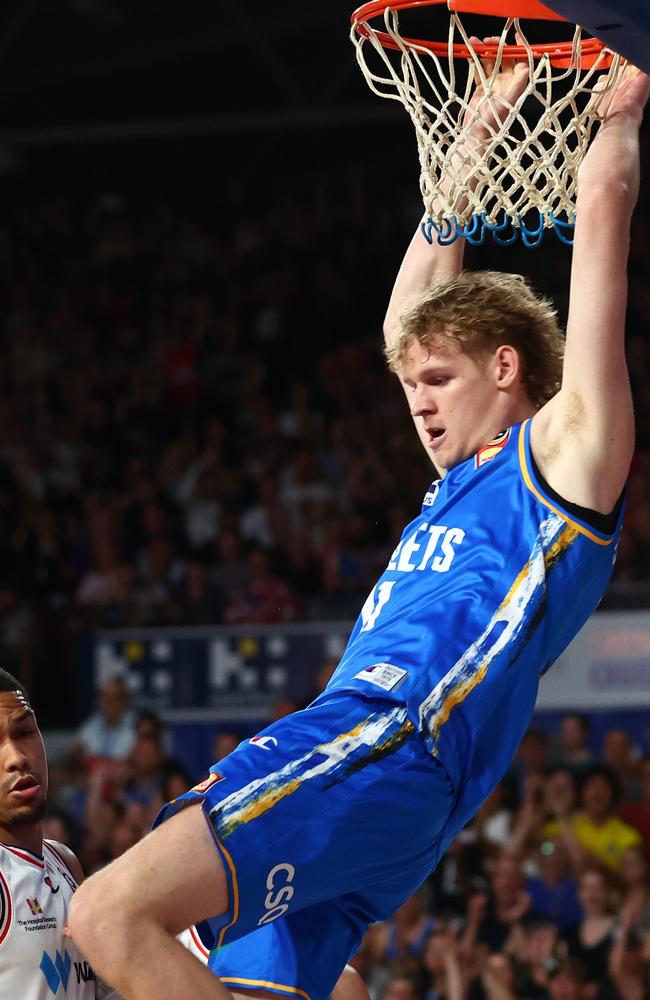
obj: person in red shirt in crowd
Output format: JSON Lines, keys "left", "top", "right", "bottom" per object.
{"left": 620, "top": 754, "right": 650, "bottom": 850}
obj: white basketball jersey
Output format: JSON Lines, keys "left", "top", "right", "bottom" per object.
{"left": 0, "top": 839, "right": 96, "bottom": 999}
{"left": 177, "top": 925, "right": 210, "bottom": 964}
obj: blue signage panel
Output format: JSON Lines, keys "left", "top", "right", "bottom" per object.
{"left": 91, "top": 622, "right": 352, "bottom": 722}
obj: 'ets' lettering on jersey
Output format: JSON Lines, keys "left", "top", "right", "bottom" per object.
{"left": 387, "top": 524, "right": 465, "bottom": 574}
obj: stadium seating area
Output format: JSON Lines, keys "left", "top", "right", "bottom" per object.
{"left": 1, "top": 131, "right": 649, "bottom": 710}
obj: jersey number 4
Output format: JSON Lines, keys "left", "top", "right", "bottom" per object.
{"left": 360, "top": 581, "right": 395, "bottom": 632}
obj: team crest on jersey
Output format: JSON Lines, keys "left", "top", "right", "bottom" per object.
{"left": 191, "top": 772, "right": 224, "bottom": 795}
{"left": 26, "top": 896, "right": 42, "bottom": 915}
{"left": 475, "top": 428, "right": 511, "bottom": 468}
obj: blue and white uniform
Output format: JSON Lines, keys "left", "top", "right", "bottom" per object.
{"left": 155, "top": 419, "right": 623, "bottom": 1000}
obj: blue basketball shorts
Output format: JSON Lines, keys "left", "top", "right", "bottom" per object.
{"left": 154, "top": 692, "right": 457, "bottom": 1000}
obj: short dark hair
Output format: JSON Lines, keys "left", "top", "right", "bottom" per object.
{"left": 562, "top": 712, "right": 591, "bottom": 735}
{"left": 580, "top": 764, "right": 622, "bottom": 806}
{"left": 0, "top": 669, "right": 30, "bottom": 703}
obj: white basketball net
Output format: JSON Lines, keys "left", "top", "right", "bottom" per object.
{"left": 351, "top": 10, "right": 626, "bottom": 245}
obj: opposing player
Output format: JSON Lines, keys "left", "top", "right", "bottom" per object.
{"left": 0, "top": 668, "right": 124, "bottom": 998}
{"left": 68, "top": 59, "right": 650, "bottom": 1000}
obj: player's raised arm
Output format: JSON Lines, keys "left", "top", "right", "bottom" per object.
{"left": 383, "top": 44, "right": 529, "bottom": 352}
{"left": 384, "top": 46, "right": 530, "bottom": 466}
{"left": 531, "top": 67, "right": 650, "bottom": 513}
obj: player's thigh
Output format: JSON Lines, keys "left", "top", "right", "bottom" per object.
{"left": 72, "top": 801, "right": 229, "bottom": 935}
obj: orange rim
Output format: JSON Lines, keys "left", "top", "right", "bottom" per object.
{"left": 351, "top": 0, "right": 612, "bottom": 69}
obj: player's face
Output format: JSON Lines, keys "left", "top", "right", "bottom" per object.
{"left": 399, "top": 339, "right": 520, "bottom": 473}
{"left": 0, "top": 692, "right": 48, "bottom": 835}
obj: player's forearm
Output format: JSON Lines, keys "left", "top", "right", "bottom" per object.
{"left": 383, "top": 222, "right": 465, "bottom": 349}
{"left": 577, "top": 136, "right": 641, "bottom": 219}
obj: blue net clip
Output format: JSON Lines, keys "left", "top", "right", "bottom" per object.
{"left": 458, "top": 214, "right": 485, "bottom": 246}
{"left": 421, "top": 217, "right": 457, "bottom": 246}
{"left": 550, "top": 213, "right": 576, "bottom": 246}
{"left": 520, "top": 213, "right": 546, "bottom": 249}
{"left": 482, "top": 213, "right": 519, "bottom": 247}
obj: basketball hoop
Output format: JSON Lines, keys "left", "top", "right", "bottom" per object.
{"left": 350, "top": 0, "right": 627, "bottom": 246}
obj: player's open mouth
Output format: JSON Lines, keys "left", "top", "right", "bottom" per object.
{"left": 428, "top": 429, "right": 445, "bottom": 449}
{"left": 11, "top": 776, "right": 41, "bottom": 800}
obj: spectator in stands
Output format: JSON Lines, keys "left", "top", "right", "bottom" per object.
{"left": 74, "top": 677, "right": 137, "bottom": 768}
{"left": 554, "top": 714, "right": 595, "bottom": 771}
{"left": 239, "top": 478, "right": 289, "bottom": 551}
{"left": 470, "top": 783, "right": 515, "bottom": 855}
{"left": 620, "top": 755, "right": 650, "bottom": 850}
{"left": 209, "top": 530, "right": 249, "bottom": 602}
{"left": 617, "top": 846, "right": 650, "bottom": 935}
{"left": 608, "top": 914, "right": 650, "bottom": 1000}
{"left": 382, "top": 975, "right": 423, "bottom": 1000}
{"left": 477, "top": 951, "right": 519, "bottom": 1000}
{"left": 176, "top": 559, "right": 222, "bottom": 625}
{"left": 525, "top": 840, "right": 582, "bottom": 932}
{"left": 76, "top": 538, "right": 133, "bottom": 610}
{"left": 122, "top": 734, "right": 166, "bottom": 819}
{"left": 508, "top": 914, "right": 560, "bottom": 999}
{"left": 571, "top": 766, "right": 642, "bottom": 872}
{"left": 546, "top": 959, "right": 585, "bottom": 1000}
{"left": 223, "top": 546, "right": 303, "bottom": 624}
{"left": 367, "top": 890, "right": 436, "bottom": 975}
{"left": 561, "top": 868, "right": 616, "bottom": 990}
{"left": 602, "top": 728, "right": 641, "bottom": 802}
{"left": 212, "top": 729, "right": 241, "bottom": 763}
{"left": 463, "top": 856, "right": 533, "bottom": 954}
{"left": 420, "top": 931, "right": 464, "bottom": 1000}
{"left": 512, "top": 727, "right": 551, "bottom": 803}
{"left": 507, "top": 766, "right": 576, "bottom": 869}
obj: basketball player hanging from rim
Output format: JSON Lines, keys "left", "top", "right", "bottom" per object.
{"left": 67, "top": 46, "right": 650, "bottom": 1000}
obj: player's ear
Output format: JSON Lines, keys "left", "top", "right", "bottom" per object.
{"left": 493, "top": 345, "right": 520, "bottom": 389}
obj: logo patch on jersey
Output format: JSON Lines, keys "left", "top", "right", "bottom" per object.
{"left": 423, "top": 480, "right": 441, "bottom": 506}
{"left": 40, "top": 949, "right": 71, "bottom": 994}
{"left": 191, "top": 772, "right": 224, "bottom": 795}
{"left": 44, "top": 875, "right": 59, "bottom": 894}
{"left": 26, "top": 896, "right": 42, "bottom": 915}
{"left": 353, "top": 662, "right": 408, "bottom": 692}
{"left": 250, "top": 736, "right": 278, "bottom": 750}
{"left": 475, "top": 428, "right": 511, "bottom": 468}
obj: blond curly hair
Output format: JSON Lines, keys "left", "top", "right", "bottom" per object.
{"left": 386, "top": 271, "right": 565, "bottom": 409}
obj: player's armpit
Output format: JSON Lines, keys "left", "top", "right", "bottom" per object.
{"left": 530, "top": 386, "right": 632, "bottom": 516}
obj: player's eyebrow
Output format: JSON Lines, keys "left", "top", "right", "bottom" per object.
{"left": 10, "top": 709, "right": 35, "bottom": 725}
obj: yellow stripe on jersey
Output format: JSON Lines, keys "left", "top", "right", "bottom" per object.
{"left": 221, "top": 977, "right": 312, "bottom": 1000}
{"left": 518, "top": 421, "right": 612, "bottom": 546}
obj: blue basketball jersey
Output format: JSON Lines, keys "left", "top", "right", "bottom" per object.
{"left": 324, "top": 418, "right": 623, "bottom": 812}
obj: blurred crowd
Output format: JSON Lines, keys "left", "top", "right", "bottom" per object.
{"left": 0, "top": 138, "right": 649, "bottom": 710}
{"left": 45, "top": 676, "right": 650, "bottom": 1000}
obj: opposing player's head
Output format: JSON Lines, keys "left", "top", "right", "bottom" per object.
{"left": 0, "top": 670, "right": 47, "bottom": 835}
{"left": 386, "top": 271, "right": 564, "bottom": 472}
